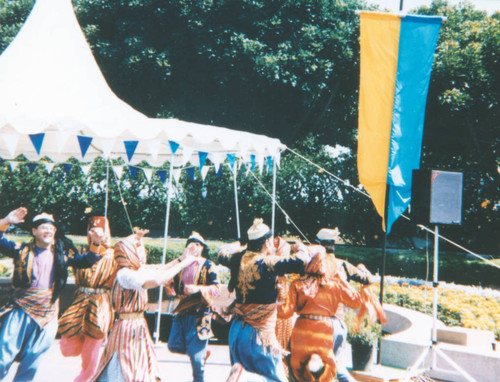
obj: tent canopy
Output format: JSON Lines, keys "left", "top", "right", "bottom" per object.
{"left": 0, "top": 0, "right": 285, "bottom": 167}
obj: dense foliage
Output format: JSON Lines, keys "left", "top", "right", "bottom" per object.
{"left": 0, "top": 1, "right": 498, "bottom": 256}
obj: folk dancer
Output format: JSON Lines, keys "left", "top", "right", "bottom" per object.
{"left": 94, "top": 229, "right": 198, "bottom": 382}
{"left": 277, "top": 243, "right": 363, "bottom": 382}
{"left": 218, "top": 218, "right": 323, "bottom": 382}
{"left": 274, "top": 238, "right": 299, "bottom": 376}
{"left": 167, "top": 232, "right": 220, "bottom": 382}
{"left": 0, "top": 207, "right": 103, "bottom": 381}
{"left": 316, "top": 227, "right": 386, "bottom": 382}
{"left": 58, "top": 217, "right": 117, "bottom": 382}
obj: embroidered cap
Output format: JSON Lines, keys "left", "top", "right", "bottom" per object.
{"left": 316, "top": 227, "right": 340, "bottom": 243}
{"left": 247, "top": 218, "right": 271, "bottom": 241}
{"left": 32, "top": 213, "right": 56, "bottom": 228}
{"left": 186, "top": 231, "right": 207, "bottom": 247}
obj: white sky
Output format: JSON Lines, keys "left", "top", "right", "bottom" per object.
{"left": 367, "top": 0, "right": 500, "bottom": 14}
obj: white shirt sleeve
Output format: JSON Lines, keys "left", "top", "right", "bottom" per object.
{"left": 116, "top": 267, "right": 155, "bottom": 290}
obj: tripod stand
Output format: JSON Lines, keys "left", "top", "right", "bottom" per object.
{"left": 403, "top": 226, "right": 477, "bottom": 382}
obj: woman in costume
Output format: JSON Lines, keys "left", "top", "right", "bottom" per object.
{"left": 94, "top": 229, "right": 198, "bottom": 382}
{"left": 58, "top": 216, "right": 116, "bottom": 382}
{"left": 277, "top": 245, "right": 363, "bottom": 382}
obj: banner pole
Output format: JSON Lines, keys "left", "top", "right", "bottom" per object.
{"left": 377, "top": 184, "right": 390, "bottom": 364}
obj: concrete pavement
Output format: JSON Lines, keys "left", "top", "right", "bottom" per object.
{"left": 3, "top": 340, "right": 249, "bottom": 382}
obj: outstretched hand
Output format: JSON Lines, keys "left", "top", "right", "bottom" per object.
{"left": 134, "top": 229, "right": 150, "bottom": 240}
{"left": 305, "top": 251, "right": 326, "bottom": 276}
{"left": 6, "top": 207, "right": 28, "bottom": 224}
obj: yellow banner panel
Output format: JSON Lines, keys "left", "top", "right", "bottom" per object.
{"left": 357, "top": 12, "right": 401, "bottom": 225}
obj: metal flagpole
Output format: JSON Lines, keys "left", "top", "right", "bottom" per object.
{"left": 154, "top": 159, "right": 175, "bottom": 344}
{"left": 271, "top": 157, "right": 277, "bottom": 235}
{"left": 233, "top": 165, "right": 241, "bottom": 239}
{"left": 377, "top": 184, "right": 390, "bottom": 364}
{"left": 432, "top": 225, "right": 439, "bottom": 344}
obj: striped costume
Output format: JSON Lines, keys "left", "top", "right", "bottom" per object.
{"left": 94, "top": 235, "right": 160, "bottom": 382}
{"left": 58, "top": 245, "right": 116, "bottom": 339}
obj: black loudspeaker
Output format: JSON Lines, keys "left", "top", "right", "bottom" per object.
{"left": 411, "top": 169, "right": 463, "bottom": 225}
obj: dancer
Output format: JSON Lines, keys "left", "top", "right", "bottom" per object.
{"left": 167, "top": 232, "right": 220, "bottom": 382}
{"left": 58, "top": 216, "right": 117, "bottom": 382}
{"left": 218, "top": 218, "right": 323, "bottom": 382}
{"left": 94, "top": 229, "right": 198, "bottom": 382}
{"left": 315, "top": 227, "right": 385, "bottom": 382}
{"left": 277, "top": 244, "right": 363, "bottom": 382}
{"left": 0, "top": 207, "right": 102, "bottom": 381}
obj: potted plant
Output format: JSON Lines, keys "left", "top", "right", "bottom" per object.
{"left": 345, "top": 311, "right": 381, "bottom": 371}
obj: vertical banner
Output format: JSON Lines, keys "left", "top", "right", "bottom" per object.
{"left": 358, "top": 13, "right": 401, "bottom": 227}
{"left": 358, "top": 12, "right": 442, "bottom": 233}
{"left": 386, "top": 15, "right": 442, "bottom": 232}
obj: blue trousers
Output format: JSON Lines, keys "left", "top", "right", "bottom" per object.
{"left": 333, "top": 317, "right": 357, "bottom": 382}
{"left": 0, "top": 307, "right": 57, "bottom": 381}
{"left": 168, "top": 313, "right": 208, "bottom": 382}
{"left": 229, "top": 318, "right": 287, "bottom": 382}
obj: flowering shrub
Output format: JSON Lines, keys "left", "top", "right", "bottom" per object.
{"left": 379, "top": 281, "right": 500, "bottom": 341}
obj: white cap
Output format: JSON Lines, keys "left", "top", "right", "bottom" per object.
{"left": 32, "top": 213, "right": 56, "bottom": 228}
{"left": 316, "top": 227, "right": 340, "bottom": 242}
{"left": 247, "top": 218, "right": 271, "bottom": 241}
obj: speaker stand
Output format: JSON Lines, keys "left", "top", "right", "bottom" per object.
{"left": 403, "top": 226, "right": 477, "bottom": 382}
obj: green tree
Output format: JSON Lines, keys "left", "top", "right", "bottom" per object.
{"left": 417, "top": 1, "right": 499, "bottom": 253}
{"left": 0, "top": 0, "right": 498, "bottom": 254}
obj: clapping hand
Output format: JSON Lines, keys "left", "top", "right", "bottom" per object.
{"left": 88, "top": 227, "right": 105, "bottom": 244}
{"left": 183, "top": 284, "right": 200, "bottom": 295}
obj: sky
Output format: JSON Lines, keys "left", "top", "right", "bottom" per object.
{"left": 366, "top": 0, "right": 500, "bottom": 14}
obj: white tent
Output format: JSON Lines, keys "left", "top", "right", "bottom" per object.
{"left": 0, "top": 0, "right": 285, "bottom": 342}
{"left": 0, "top": 0, "right": 285, "bottom": 167}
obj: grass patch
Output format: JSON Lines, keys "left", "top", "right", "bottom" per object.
{"left": 1, "top": 235, "right": 497, "bottom": 288}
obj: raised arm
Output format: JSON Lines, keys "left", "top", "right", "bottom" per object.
{"left": 217, "top": 241, "right": 246, "bottom": 267}
{"left": 142, "top": 255, "right": 199, "bottom": 289}
{"left": 66, "top": 226, "right": 106, "bottom": 269}
{"left": 0, "top": 207, "right": 28, "bottom": 258}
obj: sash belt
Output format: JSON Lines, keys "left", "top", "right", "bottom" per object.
{"left": 79, "top": 286, "right": 108, "bottom": 295}
{"left": 299, "top": 313, "right": 337, "bottom": 323}
{"left": 116, "top": 312, "right": 144, "bottom": 320}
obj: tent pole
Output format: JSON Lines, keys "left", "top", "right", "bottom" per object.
{"left": 271, "top": 157, "right": 277, "bottom": 235}
{"left": 233, "top": 165, "right": 241, "bottom": 239}
{"left": 104, "top": 160, "right": 110, "bottom": 218}
{"left": 154, "top": 159, "right": 174, "bottom": 344}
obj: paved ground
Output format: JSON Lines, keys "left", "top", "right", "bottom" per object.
{"left": 4, "top": 340, "right": 241, "bottom": 382}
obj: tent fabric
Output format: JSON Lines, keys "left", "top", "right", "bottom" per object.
{"left": 0, "top": 0, "right": 285, "bottom": 166}
{"left": 357, "top": 12, "right": 441, "bottom": 233}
